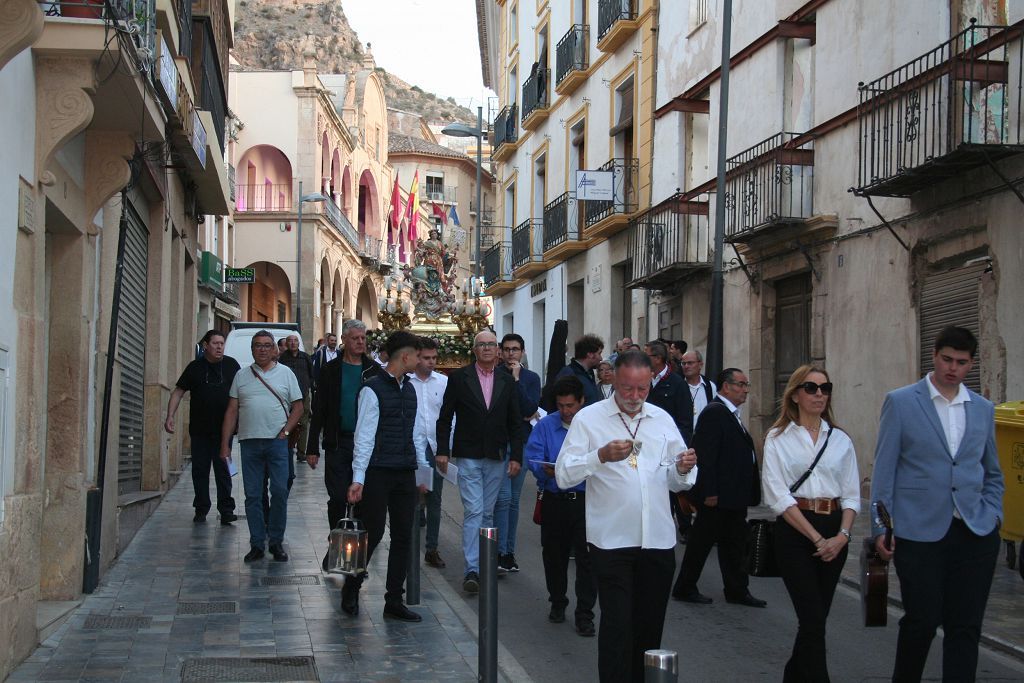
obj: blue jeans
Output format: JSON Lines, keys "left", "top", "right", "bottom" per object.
{"left": 240, "top": 438, "right": 290, "bottom": 549}
{"left": 425, "top": 447, "right": 444, "bottom": 551}
{"left": 494, "top": 452, "right": 526, "bottom": 555}
{"left": 457, "top": 457, "right": 506, "bottom": 576}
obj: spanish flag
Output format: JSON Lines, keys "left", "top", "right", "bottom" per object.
{"left": 405, "top": 171, "right": 420, "bottom": 242}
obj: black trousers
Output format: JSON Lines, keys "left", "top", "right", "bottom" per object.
{"left": 892, "top": 518, "right": 1000, "bottom": 683}
{"left": 348, "top": 467, "right": 417, "bottom": 606}
{"left": 191, "top": 434, "right": 234, "bottom": 515}
{"left": 325, "top": 432, "right": 356, "bottom": 530}
{"left": 589, "top": 545, "right": 675, "bottom": 683}
{"left": 540, "top": 494, "right": 596, "bottom": 620}
{"left": 674, "top": 503, "right": 749, "bottom": 599}
{"left": 775, "top": 510, "right": 846, "bottom": 683}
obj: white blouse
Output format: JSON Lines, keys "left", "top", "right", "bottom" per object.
{"left": 761, "top": 420, "right": 861, "bottom": 517}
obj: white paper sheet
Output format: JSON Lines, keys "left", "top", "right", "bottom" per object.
{"left": 227, "top": 457, "right": 238, "bottom": 477}
{"left": 416, "top": 464, "right": 434, "bottom": 491}
{"left": 438, "top": 461, "right": 459, "bottom": 486}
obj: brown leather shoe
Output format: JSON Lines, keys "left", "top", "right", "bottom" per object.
{"left": 424, "top": 549, "right": 446, "bottom": 568}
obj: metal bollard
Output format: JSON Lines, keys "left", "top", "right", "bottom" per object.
{"left": 644, "top": 649, "right": 678, "bottom": 683}
{"left": 407, "top": 497, "right": 421, "bottom": 605}
{"left": 478, "top": 527, "right": 499, "bottom": 683}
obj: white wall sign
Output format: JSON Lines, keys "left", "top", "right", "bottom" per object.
{"left": 576, "top": 170, "right": 614, "bottom": 201}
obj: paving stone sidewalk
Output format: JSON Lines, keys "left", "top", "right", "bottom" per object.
{"left": 8, "top": 456, "right": 495, "bottom": 682}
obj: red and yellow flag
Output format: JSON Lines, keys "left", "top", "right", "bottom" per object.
{"left": 405, "top": 171, "right": 420, "bottom": 243}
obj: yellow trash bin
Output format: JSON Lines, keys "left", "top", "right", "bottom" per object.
{"left": 995, "top": 401, "right": 1024, "bottom": 571}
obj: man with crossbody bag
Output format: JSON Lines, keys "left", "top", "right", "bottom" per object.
{"left": 221, "top": 330, "right": 304, "bottom": 562}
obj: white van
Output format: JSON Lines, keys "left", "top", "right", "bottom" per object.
{"left": 224, "top": 322, "right": 305, "bottom": 367}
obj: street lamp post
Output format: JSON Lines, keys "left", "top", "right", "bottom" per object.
{"left": 295, "top": 179, "right": 328, "bottom": 340}
{"left": 442, "top": 107, "right": 485, "bottom": 288}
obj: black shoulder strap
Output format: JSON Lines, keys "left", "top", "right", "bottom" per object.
{"left": 788, "top": 427, "right": 833, "bottom": 494}
{"left": 703, "top": 376, "right": 714, "bottom": 403}
{"left": 251, "top": 366, "right": 289, "bottom": 421}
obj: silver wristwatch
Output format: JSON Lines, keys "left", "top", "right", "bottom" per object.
{"left": 839, "top": 528, "right": 852, "bottom": 541}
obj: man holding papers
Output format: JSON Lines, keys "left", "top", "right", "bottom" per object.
{"left": 408, "top": 336, "right": 449, "bottom": 568}
{"left": 526, "top": 375, "right": 596, "bottom": 637}
{"left": 345, "top": 331, "right": 429, "bottom": 621}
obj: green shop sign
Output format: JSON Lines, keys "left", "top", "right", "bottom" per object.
{"left": 224, "top": 267, "right": 255, "bottom": 283}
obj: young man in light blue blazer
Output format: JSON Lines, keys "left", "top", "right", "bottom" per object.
{"left": 871, "top": 326, "right": 1004, "bottom": 683}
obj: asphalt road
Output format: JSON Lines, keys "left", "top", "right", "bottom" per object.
{"left": 425, "top": 479, "right": 1024, "bottom": 682}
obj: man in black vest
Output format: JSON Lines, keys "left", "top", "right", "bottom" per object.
{"left": 344, "top": 331, "right": 429, "bottom": 620}
{"left": 673, "top": 368, "right": 766, "bottom": 607}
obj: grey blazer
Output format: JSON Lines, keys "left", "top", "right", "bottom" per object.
{"left": 870, "top": 377, "right": 1003, "bottom": 541}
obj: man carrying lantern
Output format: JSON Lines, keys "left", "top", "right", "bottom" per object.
{"left": 344, "top": 330, "right": 430, "bottom": 620}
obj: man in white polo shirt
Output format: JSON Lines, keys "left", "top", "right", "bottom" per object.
{"left": 556, "top": 349, "right": 697, "bottom": 683}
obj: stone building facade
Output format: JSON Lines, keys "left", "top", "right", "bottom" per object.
{"left": 0, "top": 0, "right": 234, "bottom": 676}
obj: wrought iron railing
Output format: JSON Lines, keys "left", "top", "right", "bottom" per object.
{"left": 724, "top": 132, "right": 814, "bottom": 238}
{"left": 197, "top": 21, "right": 227, "bottom": 151}
{"left": 483, "top": 241, "right": 513, "bottom": 287}
{"left": 323, "top": 200, "right": 360, "bottom": 249}
{"left": 40, "top": 0, "right": 155, "bottom": 51}
{"left": 583, "top": 158, "right": 639, "bottom": 227}
{"left": 543, "top": 192, "right": 581, "bottom": 251}
{"left": 177, "top": 0, "right": 192, "bottom": 57}
{"left": 597, "top": 0, "right": 636, "bottom": 42}
{"left": 492, "top": 104, "right": 519, "bottom": 150}
{"left": 556, "top": 24, "right": 589, "bottom": 85}
{"left": 627, "top": 193, "right": 712, "bottom": 287}
{"left": 423, "top": 185, "right": 458, "bottom": 203}
{"left": 234, "top": 183, "right": 292, "bottom": 212}
{"left": 856, "top": 20, "right": 1024, "bottom": 196}
{"left": 361, "top": 235, "right": 382, "bottom": 261}
{"left": 522, "top": 68, "right": 551, "bottom": 122}
{"left": 227, "top": 164, "right": 235, "bottom": 202}
{"left": 511, "top": 218, "right": 543, "bottom": 270}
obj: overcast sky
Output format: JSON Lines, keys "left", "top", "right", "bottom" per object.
{"left": 341, "top": 0, "right": 496, "bottom": 113}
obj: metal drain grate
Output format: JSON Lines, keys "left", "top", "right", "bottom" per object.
{"left": 177, "top": 601, "right": 238, "bottom": 615}
{"left": 180, "top": 656, "right": 318, "bottom": 682}
{"left": 258, "top": 575, "right": 320, "bottom": 586}
{"left": 83, "top": 615, "right": 153, "bottom": 630}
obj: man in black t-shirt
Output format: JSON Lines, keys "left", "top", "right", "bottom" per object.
{"left": 166, "top": 329, "right": 241, "bottom": 523}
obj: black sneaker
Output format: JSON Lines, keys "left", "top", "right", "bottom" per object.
{"left": 463, "top": 572, "right": 480, "bottom": 594}
{"left": 507, "top": 553, "right": 520, "bottom": 572}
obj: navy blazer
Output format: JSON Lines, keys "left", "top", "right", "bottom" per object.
{"left": 870, "top": 377, "right": 1004, "bottom": 541}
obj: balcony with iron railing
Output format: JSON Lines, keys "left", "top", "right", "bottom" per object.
{"left": 40, "top": 0, "right": 156, "bottom": 52}
{"left": 360, "top": 235, "right": 383, "bottom": 263}
{"left": 724, "top": 132, "right": 814, "bottom": 243}
{"left": 854, "top": 20, "right": 1024, "bottom": 198}
{"left": 626, "top": 192, "right": 713, "bottom": 290}
{"left": 235, "top": 183, "right": 292, "bottom": 213}
{"left": 227, "top": 164, "right": 235, "bottom": 202}
{"left": 521, "top": 68, "right": 551, "bottom": 130}
{"left": 583, "top": 158, "right": 639, "bottom": 238}
{"left": 556, "top": 24, "right": 590, "bottom": 96}
{"left": 323, "top": 200, "right": 360, "bottom": 250}
{"left": 542, "top": 192, "right": 586, "bottom": 262}
{"left": 422, "top": 185, "right": 458, "bottom": 204}
{"left": 511, "top": 218, "right": 545, "bottom": 278}
{"left": 483, "top": 240, "right": 516, "bottom": 296}
{"left": 491, "top": 104, "right": 519, "bottom": 163}
{"left": 597, "top": 0, "right": 638, "bottom": 53}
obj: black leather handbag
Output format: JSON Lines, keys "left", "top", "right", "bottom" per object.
{"left": 746, "top": 427, "right": 833, "bottom": 578}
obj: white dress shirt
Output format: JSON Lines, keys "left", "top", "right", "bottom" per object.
{"left": 555, "top": 397, "right": 697, "bottom": 550}
{"left": 323, "top": 347, "right": 338, "bottom": 363}
{"left": 352, "top": 372, "right": 429, "bottom": 485}
{"left": 927, "top": 372, "right": 971, "bottom": 457}
{"left": 761, "top": 420, "right": 862, "bottom": 517}
{"left": 651, "top": 365, "right": 670, "bottom": 387}
{"left": 408, "top": 370, "right": 448, "bottom": 455}
{"left": 687, "top": 377, "right": 717, "bottom": 419}
{"left": 717, "top": 394, "right": 755, "bottom": 462}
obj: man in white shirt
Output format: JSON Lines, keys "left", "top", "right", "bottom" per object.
{"left": 409, "top": 337, "right": 448, "bottom": 568}
{"left": 871, "top": 326, "right": 1003, "bottom": 682}
{"left": 311, "top": 332, "right": 339, "bottom": 388}
{"left": 556, "top": 350, "right": 697, "bottom": 683}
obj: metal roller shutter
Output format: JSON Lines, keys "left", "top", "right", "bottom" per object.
{"left": 117, "top": 204, "right": 149, "bottom": 495}
{"left": 918, "top": 261, "right": 985, "bottom": 393}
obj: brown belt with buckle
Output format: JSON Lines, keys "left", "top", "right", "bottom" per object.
{"left": 794, "top": 497, "right": 841, "bottom": 514}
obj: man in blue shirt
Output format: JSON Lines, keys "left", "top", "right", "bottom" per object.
{"left": 527, "top": 375, "right": 596, "bottom": 637}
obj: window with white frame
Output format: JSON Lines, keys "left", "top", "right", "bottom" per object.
{"left": 425, "top": 173, "right": 445, "bottom": 201}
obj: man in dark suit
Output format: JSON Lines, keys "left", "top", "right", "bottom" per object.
{"left": 871, "top": 326, "right": 1003, "bottom": 682}
{"left": 436, "top": 329, "right": 524, "bottom": 593}
{"left": 644, "top": 341, "right": 691, "bottom": 441}
{"left": 673, "top": 367, "right": 766, "bottom": 608}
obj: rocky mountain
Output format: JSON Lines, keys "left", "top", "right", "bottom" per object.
{"left": 232, "top": 0, "right": 476, "bottom": 125}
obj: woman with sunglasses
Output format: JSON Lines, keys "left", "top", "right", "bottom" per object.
{"left": 762, "top": 365, "right": 860, "bottom": 682}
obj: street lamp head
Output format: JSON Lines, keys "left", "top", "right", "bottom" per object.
{"left": 300, "top": 193, "right": 329, "bottom": 203}
{"left": 441, "top": 122, "right": 483, "bottom": 139}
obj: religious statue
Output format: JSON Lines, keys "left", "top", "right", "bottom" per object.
{"left": 402, "top": 229, "right": 459, "bottom": 320}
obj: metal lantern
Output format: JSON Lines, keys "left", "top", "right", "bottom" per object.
{"left": 327, "top": 507, "right": 368, "bottom": 577}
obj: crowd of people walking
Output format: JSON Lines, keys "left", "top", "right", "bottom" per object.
{"left": 166, "top": 320, "right": 1003, "bottom": 683}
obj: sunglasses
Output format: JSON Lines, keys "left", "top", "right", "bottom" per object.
{"left": 798, "top": 381, "right": 833, "bottom": 395}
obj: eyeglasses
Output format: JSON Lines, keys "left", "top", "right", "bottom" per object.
{"left": 798, "top": 381, "right": 833, "bottom": 395}
{"left": 252, "top": 343, "right": 275, "bottom": 350}
{"left": 726, "top": 380, "right": 752, "bottom": 389}
{"left": 501, "top": 346, "right": 522, "bottom": 353}
{"left": 475, "top": 341, "right": 498, "bottom": 348}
